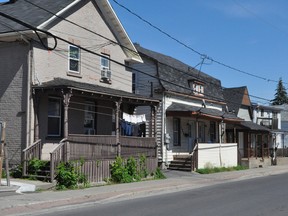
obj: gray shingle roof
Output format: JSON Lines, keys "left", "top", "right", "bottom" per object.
{"left": 0, "top": 0, "right": 75, "bottom": 33}
{"left": 166, "top": 102, "right": 241, "bottom": 122}
{"left": 33, "top": 78, "right": 159, "bottom": 104}
{"left": 134, "top": 44, "right": 224, "bottom": 102}
{"left": 239, "top": 121, "right": 270, "bottom": 132}
{"left": 223, "top": 86, "right": 247, "bottom": 115}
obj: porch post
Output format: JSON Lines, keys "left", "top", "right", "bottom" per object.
{"left": 115, "top": 99, "right": 122, "bottom": 157}
{"left": 262, "top": 134, "right": 264, "bottom": 159}
{"left": 62, "top": 90, "right": 72, "bottom": 139}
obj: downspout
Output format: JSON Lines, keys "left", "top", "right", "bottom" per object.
{"left": 26, "top": 39, "right": 32, "bottom": 148}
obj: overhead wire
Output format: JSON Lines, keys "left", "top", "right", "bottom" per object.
{"left": 0, "top": 2, "right": 278, "bottom": 111}
{"left": 111, "top": 0, "right": 288, "bottom": 86}
{"left": 20, "top": 0, "right": 274, "bottom": 103}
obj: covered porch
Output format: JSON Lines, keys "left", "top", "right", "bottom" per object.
{"left": 164, "top": 103, "right": 241, "bottom": 171}
{"left": 226, "top": 121, "right": 272, "bottom": 168}
{"left": 23, "top": 78, "right": 159, "bottom": 181}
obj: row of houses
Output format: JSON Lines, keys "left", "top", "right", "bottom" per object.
{"left": 0, "top": 0, "right": 287, "bottom": 181}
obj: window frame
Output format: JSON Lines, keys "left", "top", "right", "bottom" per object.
{"left": 47, "top": 97, "right": 62, "bottom": 137}
{"left": 100, "top": 54, "right": 111, "bottom": 82}
{"left": 84, "top": 101, "right": 95, "bottom": 135}
{"left": 68, "top": 45, "right": 80, "bottom": 73}
{"left": 173, "top": 118, "right": 181, "bottom": 146}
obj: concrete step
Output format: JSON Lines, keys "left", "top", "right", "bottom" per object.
{"left": 41, "top": 143, "right": 59, "bottom": 160}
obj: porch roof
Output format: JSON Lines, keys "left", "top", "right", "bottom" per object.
{"left": 166, "top": 103, "right": 242, "bottom": 123}
{"left": 238, "top": 121, "right": 271, "bottom": 132}
{"left": 32, "top": 78, "right": 159, "bottom": 106}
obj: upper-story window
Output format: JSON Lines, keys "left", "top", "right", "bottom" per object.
{"left": 188, "top": 79, "right": 204, "bottom": 96}
{"left": 68, "top": 45, "right": 80, "bottom": 73}
{"left": 100, "top": 54, "right": 111, "bottom": 84}
{"left": 132, "top": 72, "right": 136, "bottom": 93}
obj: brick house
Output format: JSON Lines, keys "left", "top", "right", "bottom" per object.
{"left": 0, "top": 0, "right": 158, "bottom": 180}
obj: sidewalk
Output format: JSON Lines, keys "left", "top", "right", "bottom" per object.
{"left": 0, "top": 165, "right": 288, "bottom": 215}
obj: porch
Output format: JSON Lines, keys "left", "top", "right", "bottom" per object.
{"left": 23, "top": 134, "right": 157, "bottom": 182}
{"left": 24, "top": 78, "right": 160, "bottom": 182}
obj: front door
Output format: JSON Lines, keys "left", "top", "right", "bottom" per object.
{"left": 188, "top": 121, "right": 196, "bottom": 153}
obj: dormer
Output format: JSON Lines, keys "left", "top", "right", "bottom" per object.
{"left": 188, "top": 79, "right": 205, "bottom": 96}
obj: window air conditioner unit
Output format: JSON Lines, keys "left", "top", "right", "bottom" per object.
{"left": 100, "top": 68, "right": 112, "bottom": 84}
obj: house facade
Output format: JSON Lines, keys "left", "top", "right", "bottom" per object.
{"left": 0, "top": 0, "right": 159, "bottom": 177}
{"left": 130, "top": 44, "right": 241, "bottom": 170}
{"left": 223, "top": 86, "right": 286, "bottom": 167}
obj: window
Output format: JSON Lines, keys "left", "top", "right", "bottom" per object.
{"left": 48, "top": 97, "right": 61, "bottom": 136}
{"left": 209, "top": 121, "right": 216, "bottom": 143}
{"left": 193, "top": 83, "right": 204, "bottom": 95}
{"left": 188, "top": 80, "right": 204, "bottom": 96}
{"left": 84, "top": 102, "right": 95, "bottom": 135}
{"left": 173, "top": 118, "right": 181, "bottom": 146}
{"left": 132, "top": 72, "right": 136, "bottom": 93}
{"left": 261, "top": 109, "right": 264, "bottom": 117}
{"left": 100, "top": 54, "right": 111, "bottom": 82}
{"left": 68, "top": 45, "right": 80, "bottom": 72}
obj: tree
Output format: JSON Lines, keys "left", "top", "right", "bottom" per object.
{"left": 271, "top": 78, "right": 288, "bottom": 105}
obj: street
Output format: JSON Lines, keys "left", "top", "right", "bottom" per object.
{"left": 39, "top": 173, "right": 288, "bottom": 216}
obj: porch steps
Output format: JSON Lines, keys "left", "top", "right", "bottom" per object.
{"left": 168, "top": 156, "right": 192, "bottom": 172}
{"left": 27, "top": 161, "right": 51, "bottom": 182}
{"left": 41, "top": 143, "right": 59, "bottom": 160}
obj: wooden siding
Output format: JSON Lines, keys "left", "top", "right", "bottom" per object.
{"left": 74, "top": 157, "right": 158, "bottom": 183}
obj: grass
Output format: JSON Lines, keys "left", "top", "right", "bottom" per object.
{"left": 196, "top": 165, "right": 248, "bottom": 174}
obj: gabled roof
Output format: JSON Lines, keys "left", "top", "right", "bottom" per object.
{"left": 223, "top": 86, "right": 251, "bottom": 115}
{"left": 0, "top": 0, "right": 141, "bottom": 62}
{"left": 134, "top": 44, "right": 225, "bottom": 103}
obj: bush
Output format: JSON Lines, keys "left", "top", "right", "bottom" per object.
{"left": 110, "top": 155, "right": 151, "bottom": 183}
{"left": 55, "top": 161, "right": 88, "bottom": 190}
{"left": 153, "top": 167, "right": 166, "bottom": 179}
{"left": 10, "top": 164, "right": 23, "bottom": 178}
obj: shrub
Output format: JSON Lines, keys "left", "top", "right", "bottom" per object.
{"left": 153, "top": 167, "right": 166, "bottom": 179}
{"left": 110, "top": 156, "right": 150, "bottom": 183}
{"left": 10, "top": 164, "right": 23, "bottom": 178}
{"left": 55, "top": 161, "right": 88, "bottom": 190}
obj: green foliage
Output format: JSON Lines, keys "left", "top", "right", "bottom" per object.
{"left": 153, "top": 167, "right": 166, "bottom": 179}
{"left": 28, "top": 159, "right": 48, "bottom": 175}
{"left": 196, "top": 165, "right": 247, "bottom": 174}
{"left": 139, "top": 155, "right": 148, "bottom": 178}
{"left": 1, "top": 169, "right": 7, "bottom": 178}
{"left": 271, "top": 78, "right": 288, "bottom": 105}
{"left": 110, "top": 155, "right": 153, "bottom": 183}
{"left": 10, "top": 164, "right": 23, "bottom": 178}
{"left": 55, "top": 161, "right": 88, "bottom": 190}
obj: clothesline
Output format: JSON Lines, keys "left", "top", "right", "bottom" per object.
{"left": 122, "top": 112, "right": 146, "bottom": 124}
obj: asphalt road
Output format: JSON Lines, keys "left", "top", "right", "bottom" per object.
{"left": 39, "top": 172, "right": 288, "bottom": 216}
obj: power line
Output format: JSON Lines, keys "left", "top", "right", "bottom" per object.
{"left": 111, "top": 0, "right": 288, "bottom": 86}
{"left": 18, "top": 0, "right": 275, "bottom": 104}
{"left": 0, "top": 4, "right": 275, "bottom": 112}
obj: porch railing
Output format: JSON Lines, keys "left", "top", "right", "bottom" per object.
{"left": 120, "top": 136, "right": 156, "bottom": 158}
{"left": 50, "top": 138, "right": 68, "bottom": 180}
{"left": 68, "top": 134, "right": 156, "bottom": 159}
{"left": 22, "top": 139, "right": 42, "bottom": 177}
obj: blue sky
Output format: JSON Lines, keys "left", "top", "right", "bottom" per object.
{"left": 109, "top": 0, "right": 288, "bottom": 105}
{"left": 1, "top": 0, "right": 288, "bottom": 105}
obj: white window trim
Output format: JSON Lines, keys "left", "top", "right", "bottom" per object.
{"left": 68, "top": 45, "right": 80, "bottom": 73}
{"left": 48, "top": 97, "right": 61, "bottom": 137}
